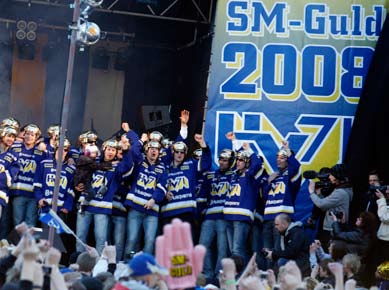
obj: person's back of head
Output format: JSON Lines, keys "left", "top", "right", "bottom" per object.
{"left": 319, "top": 258, "right": 334, "bottom": 278}
{"left": 81, "top": 276, "right": 103, "bottom": 290}
{"left": 330, "top": 240, "right": 348, "bottom": 261}
{"left": 76, "top": 252, "right": 97, "bottom": 274}
{"left": 358, "top": 211, "right": 378, "bottom": 236}
{"left": 342, "top": 253, "right": 361, "bottom": 275}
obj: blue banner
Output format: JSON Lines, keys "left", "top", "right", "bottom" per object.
{"left": 204, "top": 0, "right": 389, "bottom": 220}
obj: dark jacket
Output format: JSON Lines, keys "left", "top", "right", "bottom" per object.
{"left": 272, "top": 221, "right": 310, "bottom": 274}
{"left": 331, "top": 221, "right": 371, "bottom": 258}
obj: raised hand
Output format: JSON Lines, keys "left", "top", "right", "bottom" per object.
{"left": 194, "top": 134, "right": 206, "bottom": 147}
{"left": 121, "top": 122, "right": 130, "bottom": 133}
{"left": 281, "top": 140, "right": 289, "bottom": 150}
{"left": 102, "top": 242, "right": 117, "bottom": 263}
{"left": 180, "top": 110, "right": 190, "bottom": 126}
{"left": 225, "top": 132, "right": 236, "bottom": 141}
{"left": 141, "top": 133, "right": 149, "bottom": 143}
{"left": 156, "top": 218, "right": 206, "bottom": 289}
{"left": 45, "top": 247, "right": 62, "bottom": 266}
{"left": 242, "top": 142, "right": 251, "bottom": 151}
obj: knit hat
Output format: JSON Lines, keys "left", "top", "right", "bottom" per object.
{"left": 330, "top": 163, "right": 348, "bottom": 182}
{"left": 128, "top": 253, "right": 168, "bottom": 277}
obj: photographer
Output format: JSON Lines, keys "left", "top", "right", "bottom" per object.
{"left": 305, "top": 167, "right": 333, "bottom": 230}
{"left": 364, "top": 170, "right": 387, "bottom": 216}
{"left": 308, "top": 163, "right": 353, "bottom": 248}
{"left": 330, "top": 211, "right": 377, "bottom": 260}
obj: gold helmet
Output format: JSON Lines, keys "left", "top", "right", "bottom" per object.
{"left": 55, "top": 138, "right": 71, "bottom": 151}
{"left": 0, "top": 126, "right": 18, "bottom": 138}
{"left": 24, "top": 124, "right": 41, "bottom": 137}
{"left": 144, "top": 140, "right": 161, "bottom": 151}
{"left": 1, "top": 117, "right": 20, "bottom": 130}
{"left": 102, "top": 139, "right": 119, "bottom": 151}
{"left": 47, "top": 125, "right": 60, "bottom": 138}
{"left": 172, "top": 141, "right": 188, "bottom": 154}
{"left": 161, "top": 138, "right": 172, "bottom": 149}
{"left": 149, "top": 131, "right": 163, "bottom": 142}
{"left": 79, "top": 130, "right": 98, "bottom": 144}
{"left": 219, "top": 149, "right": 235, "bottom": 167}
{"left": 236, "top": 150, "right": 251, "bottom": 163}
{"left": 192, "top": 148, "right": 202, "bottom": 159}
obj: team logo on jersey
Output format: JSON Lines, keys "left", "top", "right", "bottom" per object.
{"left": 45, "top": 174, "right": 68, "bottom": 189}
{"left": 168, "top": 176, "right": 189, "bottom": 192}
{"left": 20, "top": 159, "right": 36, "bottom": 173}
{"left": 228, "top": 184, "right": 241, "bottom": 197}
{"left": 268, "top": 181, "right": 286, "bottom": 196}
{"left": 211, "top": 181, "right": 230, "bottom": 196}
{"left": 137, "top": 172, "right": 156, "bottom": 190}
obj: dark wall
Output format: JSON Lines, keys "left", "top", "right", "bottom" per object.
{"left": 121, "top": 34, "right": 212, "bottom": 147}
{"left": 0, "top": 0, "right": 215, "bottom": 145}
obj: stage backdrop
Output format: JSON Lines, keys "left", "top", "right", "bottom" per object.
{"left": 204, "top": 0, "right": 389, "bottom": 220}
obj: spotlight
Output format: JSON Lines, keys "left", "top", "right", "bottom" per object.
{"left": 15, "top": 19, "right": 37, "bottom": 60}
{"left": 26, "top": 30, "right": 36, "bottom": 41}
{"left": 16, "top": 20, "right": 27, "bottom": 30}
{"left": 76, "top": 21, "right": 101, "bottom": 46}
{"left": 27, "top": 21, "right": 37, "bottom": 31}
{"left": 16, "top": 30, "right": 26, "bottom": 40}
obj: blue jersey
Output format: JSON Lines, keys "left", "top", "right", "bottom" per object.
{"left": 200, "top": 169, "right": 234, "bottom": 220}
{"left": 223, "top": 154, "right": 267, "bottom": 223}
{"left": 263, "top": 154, "right": 301, "bottom": 221}
{"left": 125, "top": 159, "right": 168, "bottom": 217}
{"left": 10, "top": 143, "right": 48, "bottom": 198}
{"left": 33, "top": 158, "right": 76, "bottom": 212}
{"left": 161, "top": 146, "right": 212, "bottom": 218}
{"left": 80, "top": 151, "right": 134, "bottom": 215}
{"left": 0, "top": 151, "right": 19, "bottom": 206}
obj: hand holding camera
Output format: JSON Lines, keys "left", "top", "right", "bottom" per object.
{"left": 329, "top": 210, "right": 344, "bottom": 222}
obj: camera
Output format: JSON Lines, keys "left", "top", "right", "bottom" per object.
{"left": 330, "top": 210, "right": 343, "bottom": 220}
{"left": 367, "top": 185, "right": 387, "bottom": 201}
{"left": 303, "top": 169, "right": 333, "bottom": 196}
{"left": 369, "top": 185, "right": 387, "bottom": 194}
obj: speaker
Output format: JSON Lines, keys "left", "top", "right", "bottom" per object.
{"left": 141, "top": 105, "right": 171, "bottom": 130}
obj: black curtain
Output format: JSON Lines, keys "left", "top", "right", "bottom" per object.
{"left": 345, "top": 14, "right": 389, "bottom": 217}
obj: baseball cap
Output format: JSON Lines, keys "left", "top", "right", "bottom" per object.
{"left": 128, "top": 253, "right": 168, "bottom": 276}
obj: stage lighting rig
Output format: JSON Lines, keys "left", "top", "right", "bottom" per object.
{"left": 76, "top": 21, "right": 101, "bottom": 46}
{"left": 80, "top": 0, "right": 104, "bottom": 17}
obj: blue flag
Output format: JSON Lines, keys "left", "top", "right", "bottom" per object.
{"left": 39, "top": 209, "right": 72, "bottom": 234}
